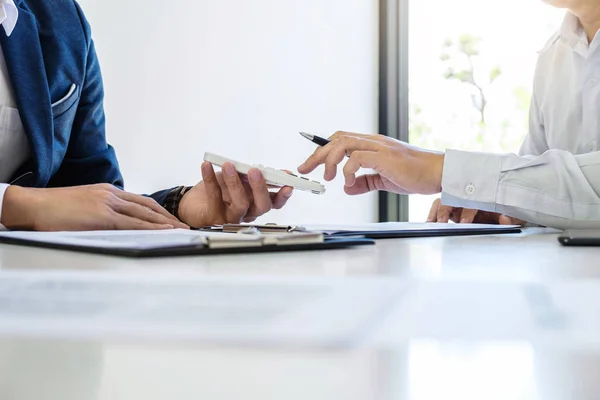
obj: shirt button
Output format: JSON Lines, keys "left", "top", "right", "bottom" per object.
{"left": 590, "top": 79, "right": 598, "bottom": 87}
{"left": 465, "top": 183, "right": 476, "bottom": 195}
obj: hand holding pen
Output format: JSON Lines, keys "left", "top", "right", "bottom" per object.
{"left": 297, "top": 130, "right": 445, "bottom": 196}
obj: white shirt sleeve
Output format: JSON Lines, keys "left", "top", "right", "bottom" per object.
{"left": 438, "top": 72, "right": 600, "bottom": 230}
{"left": 440, "top": 149, "right": 600, "bottom": 230}
{"left": 518, "top": 88, "right": 548, "bottom": 157}
{"left": 0, "top": 183, "right": 9, "bottom": 231}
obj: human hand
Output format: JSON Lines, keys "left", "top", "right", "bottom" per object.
{"left": 1, "top": 184, "right": 189, "bottom": 231}
{"left": 177, "top": 162, "right": 294, "bottom": 228}
{"left": 426, "top": 198, "right": 526, "bottom": 225}
{"left": 298, "top": 131, "right": 444, "bottom": 196}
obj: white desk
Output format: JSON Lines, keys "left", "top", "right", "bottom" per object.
{"left": 0, "top": 228, "right": 599, "bottom": 400}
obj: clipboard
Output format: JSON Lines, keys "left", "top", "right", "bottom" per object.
{"left": 318, "top": 226, "right": 522, "bottom": 239}
{"left": 207, "top": 222, "right": 522, "bottom": 239}
{"left": 0, "top": 230, "right": 375, "bottom": 258}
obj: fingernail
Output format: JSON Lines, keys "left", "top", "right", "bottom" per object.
{"left": 460, "top": 218, "right": 468, "bottom": 223}
{"left": 298, "top": 163, "right": 306, "bottom": 170}
{"left": 201, "top": 162, "right": 212, "bottom": 175}
{"left": 249, "top": 170, "right": 261, "bottom": 182}
{"left": 224, "top": 163, "right": 236, "bottom": 177}
{"left": 284, "top": 188, "right": 294, "bottom": 197}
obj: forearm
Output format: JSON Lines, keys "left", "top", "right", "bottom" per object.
{"left": 441, "top": 149, "right": 600, "bottom": 229}
{"left": 0, "top": 186, "right": 38, "bottom": 230}
{"left": 0, "top": 185, "right": 190, "bottom": 231}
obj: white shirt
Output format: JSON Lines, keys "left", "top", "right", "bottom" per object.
{"left": 0, "top": 0, "right": 27, "bottom": 229}
{"left": 441, "top": 12, "right": 600, "bottom": 230}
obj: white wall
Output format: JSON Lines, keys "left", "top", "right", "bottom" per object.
{"left": 77, "top": 0, "right": 379, "bottom": 225}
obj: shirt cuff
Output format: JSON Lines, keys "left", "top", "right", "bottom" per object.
{"left": 0, "top": 184, "right": 9, "bottom": 231}
{"left": 440, "top": 149, "right": 503, "bottom": 212}
{"left": 162, "top": 186, "right": 193, "bottom": 220}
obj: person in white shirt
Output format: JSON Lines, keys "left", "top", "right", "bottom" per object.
{"left": 299, "top": 0, "right": 600, "bottom": 230}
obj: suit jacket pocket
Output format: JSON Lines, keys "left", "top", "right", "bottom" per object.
{"left": 51, "top": 83, "right": 80, "bottom": 118}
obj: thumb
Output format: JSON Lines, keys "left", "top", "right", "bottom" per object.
{"left": 344, "top": 174, "right": 382, "bottom": 195}
{"left": 499, "top": 215, "right": 525, "bottom": 225}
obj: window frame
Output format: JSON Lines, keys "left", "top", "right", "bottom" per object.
{"left": 378, "top": 0, "right": 409, "bottom": 222}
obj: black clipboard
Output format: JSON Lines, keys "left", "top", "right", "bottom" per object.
{"left": 0, "top": 234, "right": 375, "bottom": 258}
{"left": 326, "top": 226, "right": 522, "bottom": 239}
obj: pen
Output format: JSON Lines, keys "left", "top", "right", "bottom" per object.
{"left": 299, "top": 132, "right": 350, "bottom": 159}
{"left": 299, "top": 132, "right": 330, "bottom": 147}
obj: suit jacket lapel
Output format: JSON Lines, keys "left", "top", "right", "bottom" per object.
{"left": 0, "top": 0, "right": 53, "bottom": 187}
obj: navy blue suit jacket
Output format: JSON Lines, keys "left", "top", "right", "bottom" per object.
{"left": 1, "top": 0, "right": 171, "bottom": 205}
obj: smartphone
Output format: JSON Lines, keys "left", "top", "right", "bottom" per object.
{"left": 203, "top": 152, "right": 326, "bottom": 195}
{"left": 557, "top": 229, "right": 600, "bottom": 246}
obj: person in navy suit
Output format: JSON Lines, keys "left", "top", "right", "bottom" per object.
{"left": 0, "top": 0, "right": 293, "bottom": 231}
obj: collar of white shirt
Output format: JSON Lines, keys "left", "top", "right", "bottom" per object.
{"left": 558, "top": 12, "right": 600, "bottom": 57}
{"left": 0, "top": 0, "right": 18, "bottom": 37}
{"left": 560, "top": 12, "right": 584, "bottom": 47}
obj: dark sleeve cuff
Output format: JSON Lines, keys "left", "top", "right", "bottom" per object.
{"left": 145, "top": 186, "right": 193, "bottom": 219}
{"left": 158, "top": 186, "right": 193, "bottom": 219}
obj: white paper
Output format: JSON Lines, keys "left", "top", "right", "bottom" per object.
{"left": 371, "top": 281, "right": 600, "bottom": 349}
{"left": 0, "top": 271, "right": 408, "bottom": 346}
{"left": 303, "top": 222, "right": 520, "bottom": 234}
{"left": 0, "top": 229, "right": 258, "bottom": 250}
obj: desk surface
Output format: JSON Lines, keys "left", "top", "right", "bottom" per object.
{"left": 0, "top": 228, "right": 598, "bottom": 400}
{"left": 1, "top": 228, "right": 595, "bottom": 280}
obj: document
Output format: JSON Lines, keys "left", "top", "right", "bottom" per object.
{"left": 303, "top": 222, "right": 521, "bottom": 237}
{"left": 0, "top": 271, "right": 408, "bottom": 347}
{"left": 304, "top": 222, "right": 519, "bottom": 233}
{"left": 371, "top": 281, "right": 600, "bottom": 348}
{"left": 1, "top": 272, "right": 599, "bottom": 348}
{"left": 0, "top": 229, "right": 324, "bottom": 251}
{"left": 0, "top": 230, "right": 243, "bottom": 249}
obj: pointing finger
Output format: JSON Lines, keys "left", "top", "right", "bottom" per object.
{"left": 299, "top": 136, "right": 382, "bottom": 176}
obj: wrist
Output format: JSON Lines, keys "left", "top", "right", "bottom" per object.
{"left": 164, "top": 186, "right": 194, "bottom": 223}
{"left": 432, "top": 152, "right": 445, "bottom": 193}
{"left": 178, "top": 194, "right": 191, "bottom": 225}
{"left": 1, "top": 186, "right": 39, "bottom": 230}
{"left": 409, "top": 148, "right": 444, "bottom": 194}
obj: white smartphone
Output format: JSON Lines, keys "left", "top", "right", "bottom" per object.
{"left": 203, "top": 152, "right": 326, "bottom": 195}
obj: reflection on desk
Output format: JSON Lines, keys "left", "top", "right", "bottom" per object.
{"left": 0, "top": 338, "right": 598, "bottom": 400}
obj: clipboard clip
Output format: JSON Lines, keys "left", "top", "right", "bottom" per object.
{"left": 221, "top": 223, "right": 306, "bottom": 234}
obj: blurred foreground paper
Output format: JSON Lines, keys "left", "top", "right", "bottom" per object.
{"left": 372, "top": 281, "right": 600, "bottom": 349}
{"left": 0, "top": 272, "right": 407, "bottom": 347}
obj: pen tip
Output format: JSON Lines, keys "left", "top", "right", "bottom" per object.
{"left": 299, "top": 132, "right": 312, "bottom": 140}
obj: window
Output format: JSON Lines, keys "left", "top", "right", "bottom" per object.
{"left": 407, "top": 0, "right": 563, "bottom": 221}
